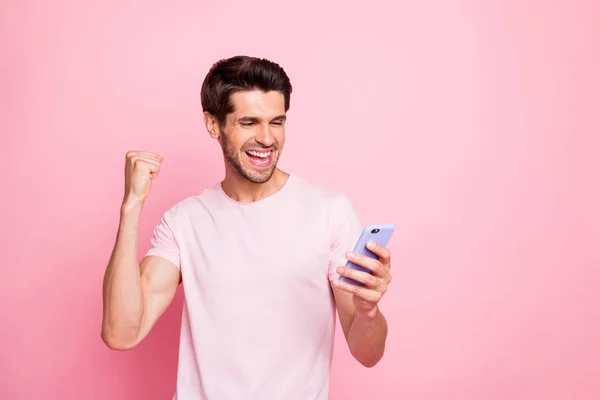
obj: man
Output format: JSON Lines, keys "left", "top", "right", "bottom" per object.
{"left": 101, "top": 56, "right": 392, "bottom": 399}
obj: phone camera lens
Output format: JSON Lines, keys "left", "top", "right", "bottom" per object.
{"left": 371, "top": 228, "right": 380, "bottom": 234}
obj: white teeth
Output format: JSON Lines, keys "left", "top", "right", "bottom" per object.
{"left": 248, "top": 150, "right": 270, "bottom": 158}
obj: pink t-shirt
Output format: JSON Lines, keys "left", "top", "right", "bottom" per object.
{"left": 145, "top": 174, "right": 362, "bottom": 400}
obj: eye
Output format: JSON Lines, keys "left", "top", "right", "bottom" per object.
{"left": 271, "top": 121, "right": 284, "bottom": 126}
{"left": 240, "top": 122, "right": 254, "bottom": 127}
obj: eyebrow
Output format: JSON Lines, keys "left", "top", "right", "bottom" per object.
{"left": 236, "top": 115, "right": 287, "bottom": 123}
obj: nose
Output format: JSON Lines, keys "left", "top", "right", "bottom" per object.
{"left": 254, "top": 124, "right": 275, "bottom": 147}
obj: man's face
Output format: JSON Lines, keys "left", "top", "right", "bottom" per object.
{"left": 217, "top": 90, "right": 286, "bottom": 184}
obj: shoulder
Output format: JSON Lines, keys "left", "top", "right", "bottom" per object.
{"left": 290, "top": 175, "right": 363, "bottom": 246}
{"left": 288, "top": 174, "right": 359, "bottom": 225}
{"left": 159, "top": 185, "right": 220, "bottom": 222}
{"left": 290, "top": 174, "right": 354, "bottom": 206}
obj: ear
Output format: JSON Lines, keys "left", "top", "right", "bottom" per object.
{"left": 203, "top": 112, "right": 220, "bottom": 139}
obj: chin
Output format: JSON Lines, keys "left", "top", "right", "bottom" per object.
{"left": 243, "top": 167, "right": 277, "bottom": 184}
{"left": 240, "top": 152, "right": 279, "bottom": 183}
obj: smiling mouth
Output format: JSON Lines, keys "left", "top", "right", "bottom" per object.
{"left": 245, "top": 149, "right": 273, "bottom": 167}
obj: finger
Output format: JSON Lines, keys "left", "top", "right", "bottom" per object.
{"left": 130, "top": 155, "right": 161, "bottom": 170}
{"left": 139, "top": 152, "right": 163, "bottom": 161}
{"left": 332, "top": 279, "right": 382, "bottom": 303}
{"left": 346, "top": 251, "right": 387, "bottom": 277}
{"left": 337, "top": 266, "right": 382, "bottom": 289}
{"left": 127, "top": 150, "right": 162, "bottom": 158}
{"left": 134, "top": 155, "right": 162, "bottom": 167}
{"left": 366, "top": 241, "right": 391, "bottom": 268}
{"left": 129, "top": 152, "right": 162, "bottom": 163}
{"left": 131, "top": 157, "right": 161, "bottom": 177}
{"left": 127, "top": 151, "right": 164, "bottom": 162}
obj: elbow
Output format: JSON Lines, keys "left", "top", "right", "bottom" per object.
{"left": 101, "top": 327, "right": 138, "bottom": 351}
{"left": 352, "top": 348, "right": 384, "bottom": 368}
{"left": 360, "top": 358, "right": 381, "bottom": 368}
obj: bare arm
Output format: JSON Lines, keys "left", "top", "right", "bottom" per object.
{"left": 101, "top": 204, "right": 180, "bottom": 350}
{"left": 331, "top": 241, "right": 392, "bottom": 367}
{"left": 332, "top": 286, "right": 388, "bottom": 367}
{"left": 101, "top": 151, "right": 180, "bottom": 350}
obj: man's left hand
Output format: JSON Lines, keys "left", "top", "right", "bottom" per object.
{"left": 333, "top": 241, "right": 392, "bottom": 318}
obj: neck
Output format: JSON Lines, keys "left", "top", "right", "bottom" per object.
{"left": 221, "top": 167, "right": 290, "bottom": 203}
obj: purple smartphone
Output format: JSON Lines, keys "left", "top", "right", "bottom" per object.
{"left": 338, "top": 224, "right": 394, "bottom": 286}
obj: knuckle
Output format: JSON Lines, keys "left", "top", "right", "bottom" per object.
{"left": 381, "top": 266, "right": 389, "bottom": 278}
{"left": 381, "top": 281, "right": 388, "bottom": 292}
{"left": 367, "top": 275, "right": 378, "bottom": 287}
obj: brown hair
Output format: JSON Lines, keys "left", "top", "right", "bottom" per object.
{"left": 201, "top": 56, "right": 293, "bottom": 128}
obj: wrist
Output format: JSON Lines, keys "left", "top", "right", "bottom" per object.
{"left": 121, "top": 198, "right": 144, "bottom": 216}
{"left": 355, "top": 304, "right": 379, "bottom": 321}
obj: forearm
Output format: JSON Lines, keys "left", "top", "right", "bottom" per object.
{"left": 347, "top": 306, "right": 388, "bottom": 367}
{"left": 101, "top": 203, "right": 145, "bottom": 349}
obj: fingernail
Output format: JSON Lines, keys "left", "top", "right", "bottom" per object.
{"left": 367, "top": 241, "right": 376, "bottom": 249}
{"left": 337, "top": 267, "right": 344, "bottom": 274}
{"left": 346, "top": 251, "right": 355, "bottom": 259}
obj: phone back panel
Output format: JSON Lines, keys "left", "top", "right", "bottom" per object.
{"left": 338, "top": 224, "right": 394, "bottom": 286}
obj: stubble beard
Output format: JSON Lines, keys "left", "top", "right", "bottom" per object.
{"left": 221, "top": 132, "right": 281, "bottom": 184}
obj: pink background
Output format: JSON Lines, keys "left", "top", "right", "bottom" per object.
{"left": 1, "top": 0, "right": 599, "bottom": 399}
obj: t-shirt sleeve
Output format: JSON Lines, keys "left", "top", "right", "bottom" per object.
{"left": 144, "top": 211, "right": 181, "bottom": 270}
{"left": 328, "top": 194, "right": 363, "bottom": 281}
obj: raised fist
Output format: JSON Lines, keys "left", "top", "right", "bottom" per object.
{"left": 122, "top": 151, "right": 163, "bottom": 207}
